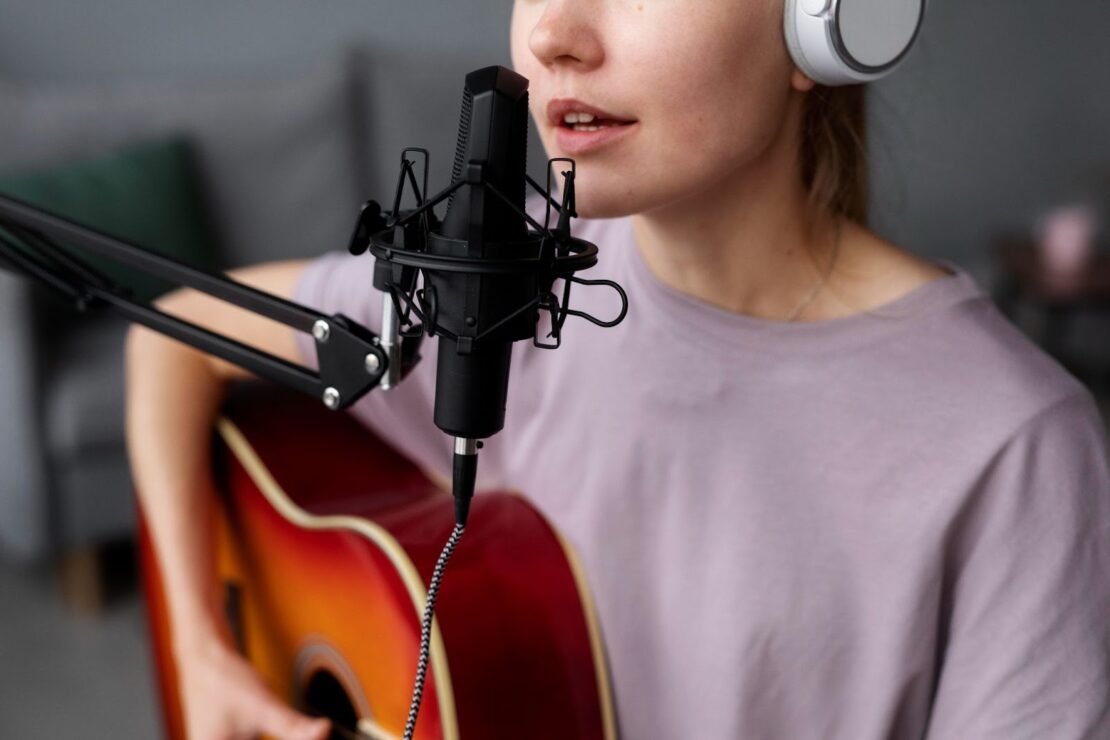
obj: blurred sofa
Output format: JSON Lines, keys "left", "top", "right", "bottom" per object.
{"left": 0, "top": 45, "right": 519, "bottom": 570}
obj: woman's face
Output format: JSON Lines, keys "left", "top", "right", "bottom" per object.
{"left": 510, "top": 0, "right": 809, "bottom": 219}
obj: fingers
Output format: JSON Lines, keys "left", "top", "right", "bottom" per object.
{"left": 254, "top": 697, "right": 331, "bottom": 740}
{"left": 177, "top": 638, "right": 334, "bottom": 740}
{"left": 304, "top": 718, "right": 333, "bottom": 740}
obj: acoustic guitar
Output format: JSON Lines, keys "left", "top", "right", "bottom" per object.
{"left": 137, "top": 385, "right": 618, "bottom": 739}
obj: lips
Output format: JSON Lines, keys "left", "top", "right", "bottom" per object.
{"left": 554, "top": 119, "right": 639, "bottom": 156}
{"left": 546, "top": 97, "right": 636, "bottom": 128}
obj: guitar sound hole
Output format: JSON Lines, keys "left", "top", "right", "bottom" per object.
{"left": 303, "top": 669, "right": 359, "bottom": 736}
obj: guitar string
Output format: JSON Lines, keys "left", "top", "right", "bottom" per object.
{"left": 402, "top": 522, "right": 466, "bottom": 740}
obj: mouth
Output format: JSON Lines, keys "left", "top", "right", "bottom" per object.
{"left": 558, "top": 114, "right": 636, "bottom": 133}
{"left": 546, "top": 97, "right": 637, "bottom": 130}
{"left": 546, "top": 97, "right": 639, "bottom": 156}
{"left": 553, "top": 119, "right": 639, "bottom": 157}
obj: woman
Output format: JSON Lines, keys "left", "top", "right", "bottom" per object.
{"left": 126, "top": 0, "right": 1110, "bottom": 737}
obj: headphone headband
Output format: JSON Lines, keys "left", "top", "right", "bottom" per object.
{"left": 785, "top": 0, "right": 927, "bottom": 86}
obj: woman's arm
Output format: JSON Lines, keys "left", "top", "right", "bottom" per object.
{"left": 924, "top": 391, "right": 1110, "bottom": 738}
{"left": 124, "top": 259, "right": 329, "bottom": 740}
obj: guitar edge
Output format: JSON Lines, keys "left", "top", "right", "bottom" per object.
{"left": 137, "top": 387, "right": 618, "bottom": 740}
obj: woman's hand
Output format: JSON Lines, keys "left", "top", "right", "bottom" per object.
{"left": 176, "top": 637, "right": 331, "bottom": 740}
{"left": 125, "top": 259, "right": 324, "bottom": 739}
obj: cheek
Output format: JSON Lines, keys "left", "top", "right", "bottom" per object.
{"left": 636, "top": 11, "right": 791, "bottom": 173}
{"left": 509, "top": 3, "right": 544, "bottom": 80}
{"left": 509, "top": 7, "right": 547, "bottom": 131}
{"left": 643, "top": 12, "right": 780, "bottom": 145}
{"left": 508, "top": 4, "right": 526, "bottom": 71}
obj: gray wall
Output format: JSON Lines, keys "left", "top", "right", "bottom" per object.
{"left": 869, "top": 0, "right": 1110, "bottom": 265}
{"left": 0, "top": 0, "right": 513, "bottom": 81}
{"left": 2, "top": 0, "right": 1108, "bottom": 268}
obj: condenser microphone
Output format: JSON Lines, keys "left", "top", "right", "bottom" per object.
{"left": 360, "top": 65, "right": 627, "bottom": 526}
{"left": 427, "top": 66, "right": 532, "bottom": 524}
{"left": 429, "top": 66, "right": 531, "bottom": 443}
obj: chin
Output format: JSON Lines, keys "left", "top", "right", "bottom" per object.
{"left": 551, "top": 154, "right": 708, "bottom": 221}
{"left": 533, "top": 137, "right": 641, "bottom": 219}
{"left": 575, "top": 184, "right": 697, "bottom": 221}
{"left": 553, "top": 171, "right": 646, "bottom": 221}
{"left": 574, "top": 199, "right": 632, "bottom": 220}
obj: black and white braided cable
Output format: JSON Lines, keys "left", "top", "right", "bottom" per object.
{"left": 401, "top": 522, "right": 466, "bottom": 740}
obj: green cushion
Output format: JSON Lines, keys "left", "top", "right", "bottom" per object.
{"left": 0, "top": 137, "right": 219, "bottom": 302}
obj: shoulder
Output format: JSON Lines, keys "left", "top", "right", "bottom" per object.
{"left": 835, "top": 223, "right": 1093, "bottom": 435}
{"left": 823, "top": 219, "right": 955, "bottom": 318}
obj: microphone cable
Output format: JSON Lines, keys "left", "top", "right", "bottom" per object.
{"left": 401, "top": 521, "right": 465, "bottom": 740}
{"left": 400, "top": 438, "right": 478, "bottom": 740}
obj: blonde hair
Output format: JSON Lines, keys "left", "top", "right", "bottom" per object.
{"left": 795, "top": 82, "right": 908, "bottom": 318}
{"left": 800, "top": 83, "right": 869, "bottom": 228}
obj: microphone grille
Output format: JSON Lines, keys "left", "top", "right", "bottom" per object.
{"left": 519, "top": 95, "right": 529, "bottom": 211}
{"left": 447, "top": 86, "right": 474, "bottom": 213}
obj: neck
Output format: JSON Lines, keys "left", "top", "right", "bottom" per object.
{"left": 630, "top": 95, "right": 837, "bottom": 321}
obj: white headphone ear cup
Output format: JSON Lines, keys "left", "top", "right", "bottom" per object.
{"left": 786, "top": 0, "right": 926, "bottom": 86}
{"left": 783, "top": 0, "right": 821, "bottom": 85}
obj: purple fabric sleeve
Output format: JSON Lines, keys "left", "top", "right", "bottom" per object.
{"left": 925, "top": 391, "right": 1110, "bottom": 738}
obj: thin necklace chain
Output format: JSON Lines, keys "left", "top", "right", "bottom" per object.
{"left": 783, "top": 218, "right": 842, "bottom": 323}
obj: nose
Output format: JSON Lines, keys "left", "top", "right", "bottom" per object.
{"left": 528, "top": 0, "right": 605, "bottom": 71}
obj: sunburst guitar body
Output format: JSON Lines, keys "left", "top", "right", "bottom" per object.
{"left": 137, "top": 385, "right": 618, "bottom": 739}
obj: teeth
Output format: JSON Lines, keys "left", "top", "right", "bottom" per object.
{"left": 563, "top": 111, "right": 596, "bottom": 124}
{"left": 570, "top": 122, "right": 620, "bottom": 132}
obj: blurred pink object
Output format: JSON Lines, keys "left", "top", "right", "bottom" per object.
{"left": 1036, "top": 204, "right": 1098, "bottom": 277}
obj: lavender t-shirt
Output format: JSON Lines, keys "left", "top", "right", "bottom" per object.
{"left": 294, "top": 198, "right": 1110, "bottom": 739}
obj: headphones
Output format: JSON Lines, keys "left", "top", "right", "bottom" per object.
{"left": 784, "top": 0, "right": 927, "bottom": 86}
